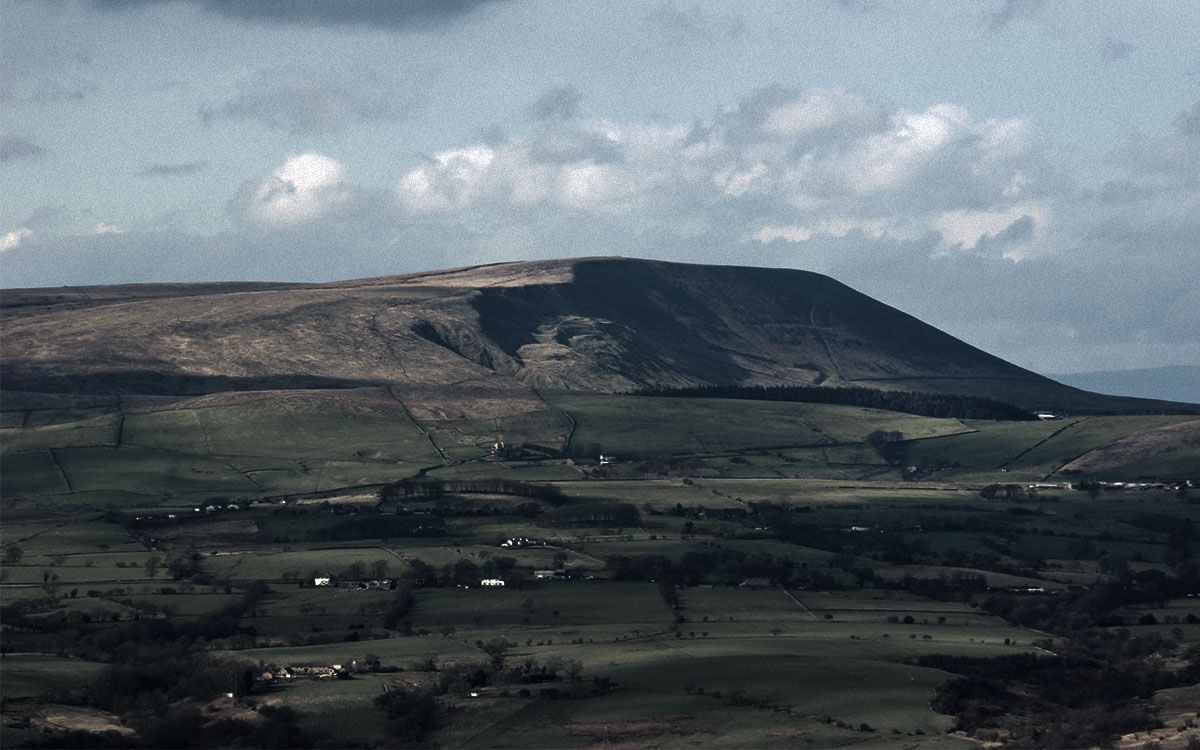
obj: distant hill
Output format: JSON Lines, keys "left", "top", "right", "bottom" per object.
{"left": 1046, "top": 366, "right": 1200, "bottom": 406}
{"left": 3, "top": 257, "right": 1196, "bottom": 417}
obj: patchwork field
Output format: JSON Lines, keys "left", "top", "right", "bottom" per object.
{"left": 2, "top": 390, "right": 1197, "bottom": 747}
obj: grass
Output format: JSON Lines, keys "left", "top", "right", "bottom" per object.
{"left": 0, "top": 653, "right": 106, "bottom": 700}
{"left": 544, "top": 392, "right": 971, "bottom": 458}
{"left": 55, "top": 446, "right": 260, "bottom": 497}
{"left": 123, "top": 392, "right": 442, "bottom": 464}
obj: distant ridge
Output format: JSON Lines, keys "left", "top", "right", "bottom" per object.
{"left": 1046, "top": 366, "right": 1200, "bottom": 406}
{"left": 3, "top": 257, "right": 1196, "bottom": 417}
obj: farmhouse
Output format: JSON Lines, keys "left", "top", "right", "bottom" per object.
{"left": 337, "top": 579, "right": 395, "bottom": 590}
{"left": 501, "top": 537, "right": 546, "bottom": 548}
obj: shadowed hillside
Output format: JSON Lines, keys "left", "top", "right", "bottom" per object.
{"left": 2, "top": 257, "right": 1194, "bottom": 416}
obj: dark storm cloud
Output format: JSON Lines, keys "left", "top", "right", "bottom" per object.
{"left": 140, "top": 160, "right": 209, "bottom": 177}
{"left": 0, "top": 136, "right": 46, "bottom": 162}
{"left": 93, "top": 0, "right": 507, "bottom": 29}
{"left": 529, "top": 85, "right": 583, "bottom": 121}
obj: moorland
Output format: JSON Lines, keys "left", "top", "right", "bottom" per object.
{"left": 2, "top": 258, "right": 1199, "bottom": 749}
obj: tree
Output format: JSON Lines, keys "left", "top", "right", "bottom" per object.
{"left": 370, "top": 558, "right": 390, "bottom": 579}
{"left": 565, "top": 659, "right": 583, "bottom": 682}
{"left": 4, "top": 545, "right": 23, "bottom": 565}
{"left": 145, "top": 555, "right": 162, "bottom": 580}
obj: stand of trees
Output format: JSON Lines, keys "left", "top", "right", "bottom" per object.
{"left": 379, "top": 478, "right": 566, "bottom": 505}
{"left": 536, "top": 503, "right": 639, "bottom": 529}
{"left": 922, "top": 561, "right": 1200, "bottom": 748}
{"left": 634, "top": 384, "right": 1036, "bottom": 421}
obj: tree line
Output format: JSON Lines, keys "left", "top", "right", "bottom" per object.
{"left": 634, "top": 384, "right": 1037, "bottom": 421}
{"left": 379, "top": 478, "right": 567, "bottom": 504}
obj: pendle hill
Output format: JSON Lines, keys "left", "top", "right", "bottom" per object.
{"left": 2, "top": 256, "right": 1194, "bottom": 418}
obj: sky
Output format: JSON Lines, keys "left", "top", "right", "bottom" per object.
{"left": 2, "top": 0, "right": 1198, "bottom": 376}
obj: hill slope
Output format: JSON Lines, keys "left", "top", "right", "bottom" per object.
{"left": 2, "top": 257, "right": 1193, "bottom": 416}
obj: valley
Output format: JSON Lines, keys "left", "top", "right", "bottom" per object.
{"left": 3, "top": 385, "right": 1198, "bottom": 748}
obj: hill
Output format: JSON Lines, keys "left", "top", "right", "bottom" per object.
{"left": 1047, "top": 365, "right": 1200, "bottom": 405}
{"left": 2, "top": 257, "right": 1194, "bottom": 416}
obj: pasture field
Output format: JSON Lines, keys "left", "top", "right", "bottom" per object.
{"left": 0, "top": 414, "right": 119, "bottom": 453}
{"left": 1008, "top": 415, "right": 1194, "bottom": 472}
{"left": 900, "top": 414, "right": 1198, "bottom": 480}
{"left": 542, "top": 392, "right": 972, "bottom": 457}
{"left": 198, "top": 546, "right": 403, "bottom": 581}
{"left": 408, "top": 582, "right": 670, "bottom": 630}
{"left": 122, "top": 392, "right": 443, "bottom": 465}
{"left": 0, "top": 653, "right": 105, "bottom": 700}
{"left": 55, "top": 446, "right": 260, "bottom": 497}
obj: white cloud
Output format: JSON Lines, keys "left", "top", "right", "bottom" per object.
{"left": 397, "top": 146, "right": 498, "bottom": 214}
{"left": 94, "top": 222, "right": 123, "bottom": 235}
{"left": 761, "top": 88, "right": 878, "bottom": 139}
{"left": 386, "top": 89, "right": 1061, "bottom": 266}
{"left": 231, "top": 153, "right": 352, "bottom": 227}
{"left": 841, "top": 104, "right": 969, "bottom": 194}
{"left": 935, "top": 203, "right": 1047, "bottom": 257}
{"left": 1, "top": 227, "right": 33, "bottom": 252}
{"left": 713, "top": 162, "right": 769, "bottom": 197}
{"left": 749, "top": 217, "right": 911, "bottom": 245}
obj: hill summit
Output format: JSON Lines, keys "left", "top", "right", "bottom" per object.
{"left": 2, "top": 257, "right": 1191, "bottom": 417}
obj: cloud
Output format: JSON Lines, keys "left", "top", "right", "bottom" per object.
{"left": 1106, "top": 100, "right": 1200, "bottom": 183}
{"left": 229, "top": 153, "right": 354, "bottom": 227}
{"left": 528, "top": 129, "right": 624, "bottom": 165}
{"left": 983, "top": 0, "right": 1043, "bottom": 33}
{"left": 647, "top": 1, "right": 745, "bottom": 46}
{"left": 390, "top": 88, "right": 1062, "bottom": 257}
{"left": 1, "top": 228, "right": 33, "bottom": 252}
{"left": 1175, "top": 100, "right": 1200, "bottom": 137}
{"left": 529, "top": 85, "right": 584, "bottom": 121}
{"left": 200, "top": 68, "right": 425, "bottom": 134}
{"left": 715, "top": 86, "right": 885, "bottom": 147}
{"left": 0, "top": 136, "right": 46, "bottom": 162}
{"left": 1099, "top": 36, "right": 1135, "bottom": 64}
{"left": 94, "top": 0, "right": 507, "bottom": 29}
{"left": 140, "top": 160, "right": 209, "bottom": 177}
{"left": 0, "top": 76, "right": 88, "bottom": 105}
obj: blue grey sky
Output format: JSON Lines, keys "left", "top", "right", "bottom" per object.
{"left": 2, "top": 0, "right": 1197, "bottom": 375}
